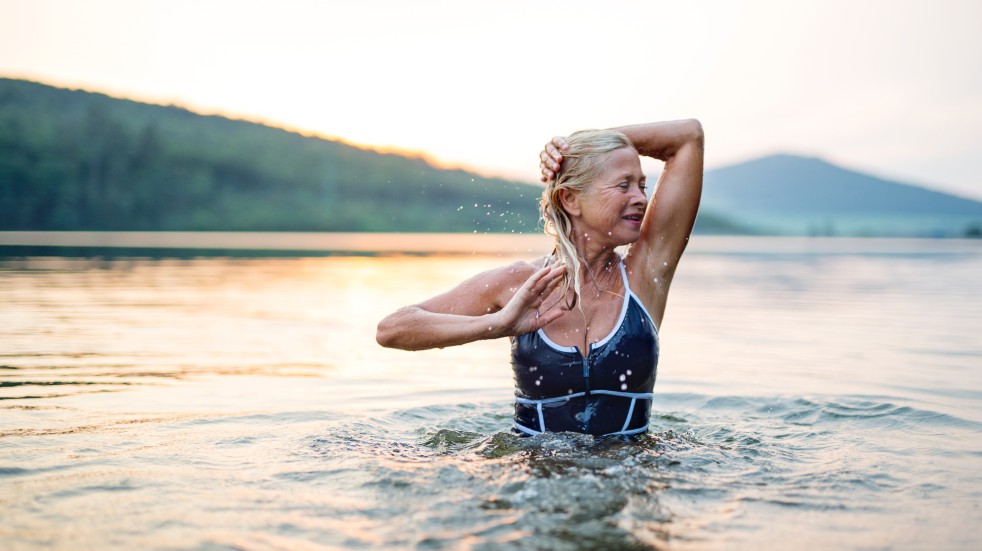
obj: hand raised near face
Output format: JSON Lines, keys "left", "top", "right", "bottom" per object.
{"left": 492, "top": 265, "right": 566, "bottom": 337}
{"left": 538, "top": 136, "right": 569, "bottom": 183}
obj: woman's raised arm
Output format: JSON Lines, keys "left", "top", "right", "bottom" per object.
{"left": 620, "top": 120, "right": 704, "bottom": 325}
{"left": 617, "top": 119, "right": 704, "bottom": 262}
{"left": 539, "top": 119, "right": 704, "bottom": 326}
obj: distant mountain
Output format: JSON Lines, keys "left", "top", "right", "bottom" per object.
{"left": 703, "top": 154, "right": 982, "bottom": 236}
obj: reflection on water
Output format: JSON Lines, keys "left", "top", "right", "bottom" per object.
{"left": 1, "top": 236, "right": 981, "bottom": 549}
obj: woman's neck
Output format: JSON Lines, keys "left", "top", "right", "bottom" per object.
{"left": 569, "top": 228, "right": 620, "bottom": 288}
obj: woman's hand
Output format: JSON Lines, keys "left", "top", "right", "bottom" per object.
{"left": 538, "top": 136, "right": 569, "bottom": 182}
{"left": 492, "top": 265, "right": 566, "bottom": 336}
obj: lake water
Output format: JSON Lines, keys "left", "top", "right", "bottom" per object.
{"left": 1, "top": 234, "right": 980, "bottom": 550}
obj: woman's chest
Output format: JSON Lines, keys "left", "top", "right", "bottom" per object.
{"left": 540, "top": 291, "right": 625, "bottom": 351}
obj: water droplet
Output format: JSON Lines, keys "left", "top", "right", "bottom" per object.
{"left": 627, "top": 369, "right": 632, "bottom": 376}
{"left": 620, "top": 383, "right": 627, "bottom": 390}
{"left": 619, "top": 374, "right": 626, "bottom": 382}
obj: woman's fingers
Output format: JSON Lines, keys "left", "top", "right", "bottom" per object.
{"left": 532, "top": 265, "right": 565, "bottom": 295}
{"left": 540, "top": 159, "right": 556, "bottom": 182}
{"left": 517, "top": 265, "right": 564, "bottom": 308}
{"left": 499, "top": 265, "right": 567, "bottom": 334}
{"left": 548, "top": 137, "right": 568, "bottom": 163}
{"left": 551, "top": 136, "right": 568, "bottom": 153}
{"left": 535, "top": 307, "right": 564, "bottom": 328}
{"left": 544, "top": 143, "right": 563, "bottom": 167}
{"left": 525, "top": 268, "right": 565, "bottom": 316}
{"left": 526, "top": 265, "right": 553, "bottom": 289}
{"left": 511, "top": 267, "right": 549, "bottom": 307}
{"left": 539, "top": 136, "right": 568, "bottom": 182}
{"left": 541, "top": 267, "right": 565, "bottom": 297}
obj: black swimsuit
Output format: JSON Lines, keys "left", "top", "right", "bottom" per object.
{"left": 510, "top": 259, "right": 659, "bottom": 436}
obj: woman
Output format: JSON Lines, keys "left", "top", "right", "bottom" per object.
{"left": 377, "top": 120, "right": 704, "bottom": 437}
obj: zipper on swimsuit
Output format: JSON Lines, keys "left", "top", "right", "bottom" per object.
{"left": 581, "top": 356, "right": 591, "bottom": 396}
{"left": 581, "top": 355, "right": 592, "bottom": 432}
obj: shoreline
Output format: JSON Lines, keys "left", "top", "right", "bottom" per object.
{"left": 0, "top": 231, "right": 980, "bottom": 256}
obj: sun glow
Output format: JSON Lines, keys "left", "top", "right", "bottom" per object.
{"left": 1, "top": 0, "right": 981, "bottom": 197}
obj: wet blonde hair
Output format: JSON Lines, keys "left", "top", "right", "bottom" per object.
{"left": 539, "top": 129, "right": 635, "bottom": 308}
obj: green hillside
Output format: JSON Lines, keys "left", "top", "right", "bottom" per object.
{"left": 0, "top": 78, "right": 752, "bottom": 235}
{"left": 0, "top": 78, "right": 548, "bottom": 232}
{"left": 13, "top": 77, "right": 972, "bottom": 238}
{"left": 703, "top": 154, "right": 982, "bottom": 236}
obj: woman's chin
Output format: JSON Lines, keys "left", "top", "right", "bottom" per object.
{"left": 613, "top": 233, "right": 641, "bottom": 248}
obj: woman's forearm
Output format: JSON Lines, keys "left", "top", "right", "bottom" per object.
{"left": 614, "top": 119, "right": 704, "bottom": 161}
{"left": 376, "top": 306, "right": 504, "bottom": 351}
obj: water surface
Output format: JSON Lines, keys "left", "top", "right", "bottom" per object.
{"left": 1, "top": 235, "right": 980, "bottom": 549}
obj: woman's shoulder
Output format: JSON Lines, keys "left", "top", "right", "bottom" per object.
{"left": 495, "top": 257, "right": 549, "bottom": 283}
{"left": 461, "top": 256, "right": 548, "bottom": 310}
{"left": 480, "top": 256, "right": 550, "bottom": 293}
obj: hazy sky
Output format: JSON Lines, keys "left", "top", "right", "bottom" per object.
{"left": 2, "top": 0, "right": 981, "bottom": 199}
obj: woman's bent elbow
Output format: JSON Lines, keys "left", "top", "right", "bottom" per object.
{"left": 376, "top": 316, "right": 402, "bottom": 349}
{"left": 376, "top": 324, "right": 392, "bottom": 348}
{"left": 685, "top": 119, "right": 705, "bottom": 144}
{"left": 376, "top": 309, "right": 424, "bottom": 350}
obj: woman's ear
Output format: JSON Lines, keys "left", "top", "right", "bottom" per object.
{"left": 557, "top": 188, "right": 581, "bottom": 217}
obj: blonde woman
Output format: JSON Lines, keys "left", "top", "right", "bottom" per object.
{"left": 377, "top": 120, "right": 704, "bottom": 437}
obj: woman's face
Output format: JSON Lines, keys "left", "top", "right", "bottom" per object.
{"left": 575, "top": 147, "right": 647, "bottom": 246}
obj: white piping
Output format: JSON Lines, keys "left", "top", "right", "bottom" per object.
{"left": 513, "top": 422, "right": 541, "bottom": 436}
{"left": 535, "top": 328, "right": 578, "bottom": 353}
{"left": 621, "top": 398, "right": 637, "bottom": 433}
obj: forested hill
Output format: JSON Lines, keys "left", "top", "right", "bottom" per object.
{"left": 0, "top": 78, "right": 551, "bottom": 232}
{"left": 8, "top": 78, "right": 972, "bottom": 237}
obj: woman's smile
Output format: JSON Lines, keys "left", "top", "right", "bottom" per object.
{"left": 622, "top": 211, "right": 644, "bottom": 228}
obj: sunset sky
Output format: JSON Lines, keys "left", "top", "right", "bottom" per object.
{"left": 2, "top": 0, "right": 981, "bottom": 199}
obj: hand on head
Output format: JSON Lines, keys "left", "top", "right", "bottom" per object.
{"left": 539, "top": 136, "right": 569, "bottom": 183}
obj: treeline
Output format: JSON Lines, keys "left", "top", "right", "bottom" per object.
{"left": 0, "top": 78, "right": 545, "bottom": 232}
{"left": 0, "top": 78, "right": 750, "bottom": 235}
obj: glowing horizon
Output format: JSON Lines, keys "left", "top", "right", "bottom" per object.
{"left": 2, "top": 0, "right": 981, "bottom": 199}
